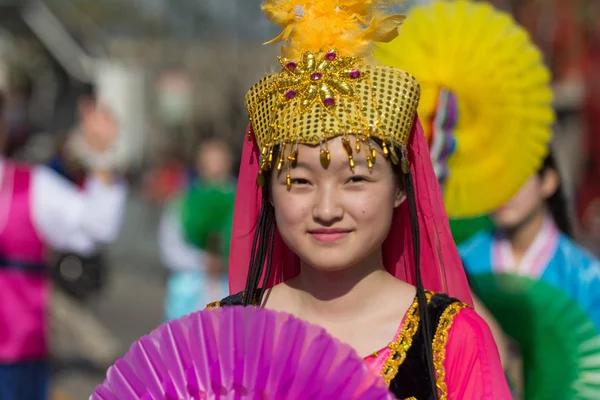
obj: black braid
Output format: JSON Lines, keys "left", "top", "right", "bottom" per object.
{"left": 256, "top": 208, "right": 277, "bottom": 305}
{"left": 405, "top": 170, "right": 438, "bottom": 399}
{"left": 539, "top": 153, "right": 572, "bottom": 237}
{"left": 243, "top": 190, "right": 268, "bottom": 303}
{"left": 244, "top": 186, "right": 276, "bottom": 306}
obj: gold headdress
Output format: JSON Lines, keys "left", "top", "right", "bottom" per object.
{"left": 246, "top": 0, "right": 418, "bottom": 186}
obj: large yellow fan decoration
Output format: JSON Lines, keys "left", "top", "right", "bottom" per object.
{"left": 374, "top": 0, "right": 554, "bottom": 218}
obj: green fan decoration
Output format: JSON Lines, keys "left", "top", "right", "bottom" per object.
{"left": 181, "top": 182, "right": 236, "bottom": 260}
{"left": 470, "top": 273, "right": 600, "bottom": 400}
{"left": 449, "top": 215, "right": 495, "bottom": 246}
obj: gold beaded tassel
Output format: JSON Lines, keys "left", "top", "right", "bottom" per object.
{"left": 364, "top": 137, "right": 375, "bottom": 171}
{"left": 400, "top": 146, "right": 410, "bottom": 174}
{"left": 342, "top": 136, "right": 355, "bottom": 170}
{"left": 256, "top": 145, "right": 271, "bottom": 187}
{"left": 286, "top": 141, "right": 299, "bottom": 189}
{"left": 288, "top": 141, "right": 299, "bottom": 166}
{"left": 382, "top": 141, "right": 390, "bottom": 159}
{"left": 268, "top": 145, "right": 274, "bottom": 168}
{"left": 388, "top": 139, "right": 400, "bottom": 165}
{"left": 320, "top": 139, "right": 331, "bottom": 169}
{"left": 277, "top": 141, "right": 286, "bottom": 172}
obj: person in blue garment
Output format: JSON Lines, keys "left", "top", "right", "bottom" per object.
{"left": 159, "top": 138, "right": 235, "bottom": 321}
{"left": 459, "top": 152, "right": 600, "bottom": 399}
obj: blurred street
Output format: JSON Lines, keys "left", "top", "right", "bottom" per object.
{"left": 51, "top": 191, "right": 166, "bottom": 399}
{"left": 0, "top": 1, "right": 596, "bottom": 399}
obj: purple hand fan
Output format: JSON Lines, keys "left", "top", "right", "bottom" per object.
{"left": 91, "top": 306, "right": 393, "bottom": 400}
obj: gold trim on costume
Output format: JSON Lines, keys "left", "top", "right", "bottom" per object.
{"left": 380, "top": 292, "right": 433, "bottom": 386}
{"left": 206, "top": 301, "right": 221, "bottom": 310}
{"left": 432, "top": 302, "right": 469, "bottom": 399}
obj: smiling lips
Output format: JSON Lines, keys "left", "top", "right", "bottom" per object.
{"left": 308, "top": 228, "right": 353, "bottom": 242}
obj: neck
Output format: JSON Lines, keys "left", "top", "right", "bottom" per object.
{"left": 203, "top": 176, "right": 230, "bottom": 185}
{"left": 287, "top": 251, "right": 392, "bottom": 318}
{"left": 505, "top": 208, "right": 547, "bottom": 259}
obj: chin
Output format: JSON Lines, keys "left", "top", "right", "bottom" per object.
{"left": 298, "top": 246, "right": 371, "bottom": 272}
{"left": 491, "top": 212, "right": 521, "bottom": 230}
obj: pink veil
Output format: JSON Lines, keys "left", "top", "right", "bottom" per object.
{"left": 228, "top": 116, "right": 473, "bottom": 306}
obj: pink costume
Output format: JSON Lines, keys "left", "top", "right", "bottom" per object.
{"left": 0, "top": 161, "right": 48, "bottom": 362}
{"left": 226, "top": 122, "right": 512, "bottom": 399}
{"left": 0, "top": 157, "right": 125, "bottom": 399}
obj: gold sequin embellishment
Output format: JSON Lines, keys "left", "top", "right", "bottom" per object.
{"left": 245, "top": 49, "right": 420, "bottom": 184}
{"left": 380, "top": 292, "right": 433, "bottom": 386}
{"left": 205, "top": 301, "right": 221, "bottom": 310}
{"left": 432, "top": 302, "right": 469, "bottom": 399}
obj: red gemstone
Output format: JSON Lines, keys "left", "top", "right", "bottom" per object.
{"left": 286, "top": 62, "right": 297, "bottom": 70}
{"left": 349, "top": 70, "right": 361, "bottom": 79}
{"left": 323, "top": 97, "right": 335, "bottom": 107}
{"left": 311, "top": 72, "right": 323, "bottom": 80}
{"left": 286, "top": 90, "right": 297, "bottom": 99}
{"left": 326, "top": 51, "right": 337, "bottom": 61}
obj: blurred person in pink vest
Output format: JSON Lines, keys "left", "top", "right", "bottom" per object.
{"left": 0, "top": 88, "right": 127, "bottom": 400}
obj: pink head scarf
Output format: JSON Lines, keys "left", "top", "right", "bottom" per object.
{"left": 228, "top": 117, "right": 473, "bottom": 306}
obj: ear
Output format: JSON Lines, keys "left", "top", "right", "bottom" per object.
{"left": 394, "top": 187, "right": 407, "bottom": 208}
{"left": 540, "top": 168, "right": 559, "bottom": 200}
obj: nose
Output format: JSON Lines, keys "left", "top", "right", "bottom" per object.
{"left": 312, "top": 184, "right": 343, "bottom": 225}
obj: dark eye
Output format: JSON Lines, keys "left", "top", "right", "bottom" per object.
{"left": 347, "top": 176, "right": 368, "bottom": 184}
{"left": 290, "top": 178, "right": 310, "bottom": 185}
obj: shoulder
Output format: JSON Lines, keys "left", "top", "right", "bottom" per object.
{"left": 556, "top": 234, "right": 599, "bottom": 265}
{"left": 439, "top": 301, "right": 502, "bottom": 373}
{"left": 426, "top": 293, "right": 482, "bottom": 361}
{"left": 31, "top": 164, "right": 72, "bottom": 190}
{"left": 426, "top": 292, "right": 494, "bottom": 344}
{"left": 439, "top": 305, "right": 511, "bottom": 399}
{"left": 427, "top": 292, "right": 471, "bottom": 332}
{"left": 444, "top": 305, "right": 490, "bottom": 342}
{"left": 552, "top": 235, "right": 600, "bottom": 288}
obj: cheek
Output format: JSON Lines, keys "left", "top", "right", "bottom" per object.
{"left": 271, "top": 188, "right": 310, "bottom": 231}
{"left": 494, "top": 179, "right": 544, "bottom": 221}
{"left": 512, "top": 181, "right": 542, "bottom": 210}
{"left": 347, "top": 187, "right": 396, "bottom": 229}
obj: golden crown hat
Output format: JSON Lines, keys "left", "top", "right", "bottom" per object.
{"left": 374, "top": 0, "right": 554, "bottom": 218}
{"left": 245, "top": 0, "right": 419, "bottom": 186}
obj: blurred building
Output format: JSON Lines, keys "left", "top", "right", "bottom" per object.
{"left": 0, "top": 0, "right": 281, "bottom": 170}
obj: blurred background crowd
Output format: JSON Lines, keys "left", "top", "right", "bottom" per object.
{"left": 0, "top": 0, "right": 597, "bottom": 398}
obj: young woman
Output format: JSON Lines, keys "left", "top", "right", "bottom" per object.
{"left": 160, "top": 138, "right": 235, "bottom": 321}
{"left": 460, "top": 153, "right": 600, "bottom": 399}
{"left": 207, "top": 1, "right": 511, "bottom": 398}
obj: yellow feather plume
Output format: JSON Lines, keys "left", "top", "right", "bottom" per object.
{"left": 261, "top": 0, "right": 405, "bottom": 59}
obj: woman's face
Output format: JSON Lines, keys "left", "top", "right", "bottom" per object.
{"left": 196, "top": 141, "right": 232, "bottom": 182}
{"left": 492, "top": 168, "right": 558, "bottom": 230}
{"left": 270, "top": 137, "right": 405, "bottom": 272}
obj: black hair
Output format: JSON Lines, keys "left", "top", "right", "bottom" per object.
{"left": 242, "top": 147, "right": 439, "bottom": 398}
{"left": 76, "top": 82, "right": 97, "bottom": 101}
{"left": 539, "top": 152, "right": 572, "bottom": 237}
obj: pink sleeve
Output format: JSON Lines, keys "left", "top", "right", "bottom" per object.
{"left": 444, "top": 308, "right": 512, "bottom": 399}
